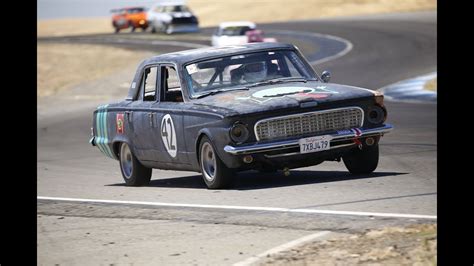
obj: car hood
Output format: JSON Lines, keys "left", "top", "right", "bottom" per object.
{"left": 170, "top": 12, "right": 193, "bottom": 17}
{"left": 190, "top": 81, "right": 376, "bottom": 116}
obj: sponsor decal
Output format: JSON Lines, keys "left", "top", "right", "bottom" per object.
{"left": 337, "top": 129, "right": 353, "bottom": 135}
{"left": 351, "top": 128, "right": 362, "bottom": 137}
{"left": 161, "top": 114, "right": 177, "bottom": 158}
{"left": 237, "top": 86, "right": 338, "bottom": 103}
{"left": 186, "top": 64, "right": 198, "bottom": 74}
{"left": 116, "top": 113, "right": 124, "bottom": 134}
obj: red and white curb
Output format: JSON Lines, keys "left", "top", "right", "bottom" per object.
{"left": 379, "top": 72, "right": 436, "bottom": 103}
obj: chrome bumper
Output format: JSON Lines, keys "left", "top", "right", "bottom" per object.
{"left": 168, "top": 24, "right": 199, "bottom": 33}
{"left": 224, "top": 124, "right": 393, "bottom": 155}
{"left": 89, "top": 136, "right": 96, "bottom": 146}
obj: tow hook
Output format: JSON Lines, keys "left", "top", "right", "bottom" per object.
{"left": 283, "top": 167, "right": 290, "bottom": 176}
{"left": 353, "top": 138, "right": 363, "bottom": 150}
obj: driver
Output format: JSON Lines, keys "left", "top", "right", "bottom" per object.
{"left": 242, "top": 62, "right": 267, "bottom": 83}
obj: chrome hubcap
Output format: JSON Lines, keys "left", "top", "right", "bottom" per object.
{"left": 120, "top": 143, "right": 133, "bottom": 179}
{"left": 201, "top": 142, "right": 216, "bottom": 182}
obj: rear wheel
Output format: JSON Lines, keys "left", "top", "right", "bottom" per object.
{"left": 199, "top": 136, "right": 234, "bottom": 189}
{"left": 114, "top": 27, "right": 120, "bottom": 33}
{"left": 163, "top": 24, "right": 170, "bottom": 34}
{"left": 119, "top": 142, "right": 152, "bottom": 186}
{"left": 343, "top": 144, "right": 379, "bottom": 174}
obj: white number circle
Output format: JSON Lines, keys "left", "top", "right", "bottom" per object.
{"left": 161, "top": 114, "right": 177, "bottom": 158}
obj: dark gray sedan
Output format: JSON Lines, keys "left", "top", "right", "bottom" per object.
{"left": 90, "top": 42, "right": 393, "bottom": 189}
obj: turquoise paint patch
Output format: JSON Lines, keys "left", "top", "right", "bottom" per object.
{"left": 95, "top": 104, "right": 115, "bottom": 159}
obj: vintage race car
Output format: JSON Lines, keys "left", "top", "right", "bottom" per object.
{"left": 147, "top": 2, "right": 199, "bottom": 34}
{"left": 212, "top": 21, "right": 276, "bottom": 46}
{"left": 111, "top": 7, "right": 148, "bottom": 33}
{"left": 90, "top": 43, "right": 393, "bottom": 189}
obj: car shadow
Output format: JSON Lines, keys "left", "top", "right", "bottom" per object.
{"left": 107, "top": 170, "right": 407, "bottom": 191}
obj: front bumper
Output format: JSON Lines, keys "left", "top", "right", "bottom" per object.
{"left": 167, "top": 24, "right": 199, "bottom": 33}
{"left": 89, "top": 136, "right": 96, "bottom": 146}
{"left": 224, "top": 124, "right": 393, "bottom": 156}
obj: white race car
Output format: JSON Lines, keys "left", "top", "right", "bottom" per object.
{"left": 147, "top": 2, "right": 199, "bottom": 34}
{"left": 211, "top": 21, "right": 276, "bottom": 46}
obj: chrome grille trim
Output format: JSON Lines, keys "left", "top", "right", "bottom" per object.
{"left": 254, "top": 107, "right": 364, "bottom": 141}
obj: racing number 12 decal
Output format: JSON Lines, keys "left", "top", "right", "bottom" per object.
{"left": 161, "top": 114, "right": 177, "bottom": 158}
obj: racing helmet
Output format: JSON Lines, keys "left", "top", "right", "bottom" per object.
{"left": 243, "top": 62, "right": 267, "bottom": 82}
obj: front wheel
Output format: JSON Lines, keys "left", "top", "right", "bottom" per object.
{"left": 199, "top": 136, "right": 234, "bottom": 189}
{"left": 342, "top": 144, "right": 379, "bottom": 174}
{"left": 119, "top": 142, "right": 152, "bottom": 186}
{"left": 129, "top": 21, "right": 136, "bottom": 32}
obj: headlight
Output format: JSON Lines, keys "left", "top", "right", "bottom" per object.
{"left": 229, "top": 122, "right": 249, "bottom": 144}
{"left": 367, "top": 105, "right": 386, "bottom": 124}
{"left": 373, "top": 90, "right": 385, "bottom": 106}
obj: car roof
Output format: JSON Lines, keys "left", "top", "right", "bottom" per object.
{"left": 123, "top": 6, "right": 146, "bottom": 10}
{"left": 152, "top": 2, "right": 186, "bottom": 7}
{"left": 219, "top": 21, "right": 256, "bottom": 29}
{"left": 140, "top": 42, "right": 296, "bottom": 66}
{"left": 111, "top": 7, "right": 145, "bottom": 12}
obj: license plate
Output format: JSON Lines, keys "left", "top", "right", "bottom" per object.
{"left": 299, "top": 135, "right": 332, "bottom": 154}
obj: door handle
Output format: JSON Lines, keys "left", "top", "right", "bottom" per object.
{"left": 125, "top": 111, "right": 133, "bottom": 123}
{"left": 148, "top": 112, "right": 155, "bottom": 127}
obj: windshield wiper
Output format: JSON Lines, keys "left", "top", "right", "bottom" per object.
{"left": 246, "top": 77, "right": 314, "bottom": 88}
{"left": 193, "top": 87, "right": 249, "bottom": 99}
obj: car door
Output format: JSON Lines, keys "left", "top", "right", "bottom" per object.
{"left": 148, "top": 64, "right": 191, "bottom": 167}
{"left": 127, "top": 65, "right": 160, "bottom": 162}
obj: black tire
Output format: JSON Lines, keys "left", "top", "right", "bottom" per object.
{"left": 119, "top": 142, "right": 152, "bottom": 186}
{"left": 129, "top": 21, "right": 136, "bottom": 32}
{"left": 342, "top": 144, "right": 379, "bottom": 174}
{"left": 163, "top": 24, "right": 170, "bottom": 34}
{"left": 151, "top": 26, "right": 157, "bottom": 33}
{"left": 199, "top": 136, "right": 235, "bottom": 189}
{"left": 114, "top": 27, "right": 120, "bottom": 34}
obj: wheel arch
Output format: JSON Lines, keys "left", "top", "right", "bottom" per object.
{"left": 195, "top": 129, "right": 214, "bottom": 166}
{"left": 112, "top": 135, "right": 135, "bottom": 160}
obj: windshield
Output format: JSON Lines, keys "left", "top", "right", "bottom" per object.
{"left": 163, "top": 5, "right": 190, "bottom": 12}
{"left": 183, "top": 50, "right": 317, "bottom": 98}
{"left": 128, "top": 8, "right": 145, "bottom": 13}
{"left": 220, "top": 26, "right": 252, "bottom": 36}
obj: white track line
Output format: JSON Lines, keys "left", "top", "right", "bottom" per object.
{"left": 233, "top": 231, "right": 332, "bottom": 266}
{"left": 37, "top": 196, "right": 437, "bottom": 220}
{"left": 269, "top": 30, "right": 353, "bottom": 64}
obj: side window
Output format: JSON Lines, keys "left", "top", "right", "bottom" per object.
{"left": 142, "top": 66, "right": 158, "bottom": 101}
{"left": 161, "top": 66, "right": 184, "bottom": 102}
{"left": 283, "top": 55, "right": 301, "bottom": 77}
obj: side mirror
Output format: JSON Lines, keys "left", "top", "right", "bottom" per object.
{"left": 321, "top": 70, "right": 331, "bottom": 83}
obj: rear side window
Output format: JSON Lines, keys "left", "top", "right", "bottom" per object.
{"left": 141, "top": 66, "right": 158, "bottom": 101}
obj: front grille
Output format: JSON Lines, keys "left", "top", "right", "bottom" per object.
{"left": 171, "top": 17, "right": 197, "bottom": 25}
{"left": 255, "top": 107, "right": 363, "bottom": 141}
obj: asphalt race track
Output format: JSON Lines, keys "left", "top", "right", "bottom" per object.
{"left": 37, "top": 11, "right": 436, "bottom": 265}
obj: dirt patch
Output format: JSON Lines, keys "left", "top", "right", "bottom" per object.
{"left": 424, "top": 78, "right": 437, "bottom": 92}
{"left": 37, "top": 43, "right": 151, "bottom": 97}
{"left": 189, "top": 0, "right": 436, "bottom": 27}
{"left": 37, "top": 0, "right": 436, "bottom": 37}
{"left": 38, "top": 18, "right": 112, "bottom": 37}
{"left": 260, "top": 223, "right": 437, "bottom": 265}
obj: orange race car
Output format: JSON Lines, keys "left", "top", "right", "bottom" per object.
{"left": 111, "top": 7, "right": 148, "bottom": 33}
